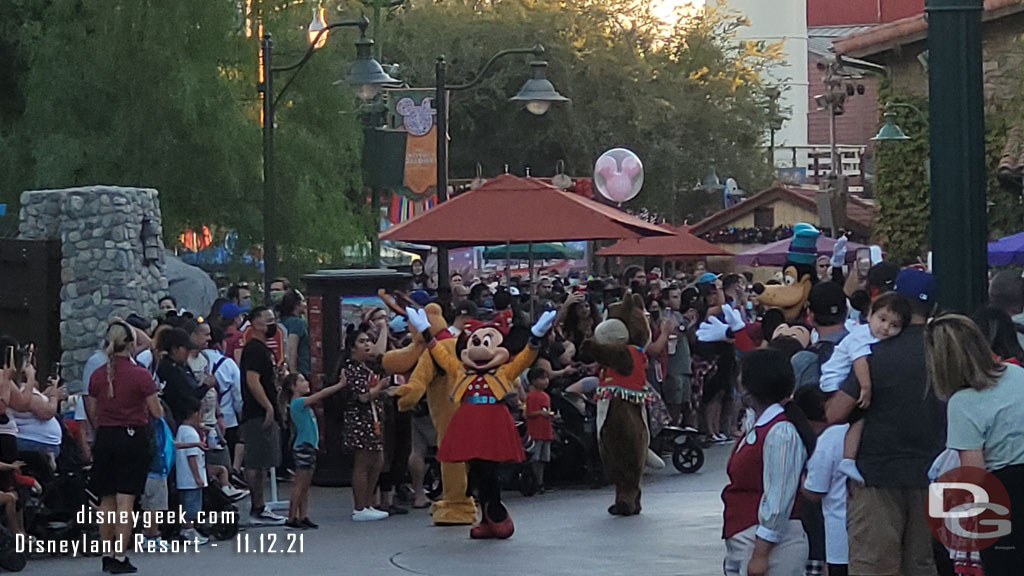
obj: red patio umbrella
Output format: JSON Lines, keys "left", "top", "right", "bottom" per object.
{"left": 597, "top": 225, "right": 731, "bottom": 257}
{"left": 378, "top": 174, "right": 672, "bottom": 247}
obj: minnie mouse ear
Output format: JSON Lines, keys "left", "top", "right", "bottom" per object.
{"left": 595, "top": 155, "right": 617, "bottom": 176}
{"left": 620, "top": 155, "right": 642, "bottom": 177}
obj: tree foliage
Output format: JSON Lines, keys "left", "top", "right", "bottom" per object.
{"left": 380, "top": 0, "right": 783, "bottom": 223}
{"left": 0, "top": 0, "right": 368, "bottom": 279}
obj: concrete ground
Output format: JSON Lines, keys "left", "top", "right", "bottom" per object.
{"left": 24, "top": 445, "right": 731, "bottom": 576}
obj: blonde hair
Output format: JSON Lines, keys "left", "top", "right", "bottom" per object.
{"left": 103, "top": 321, "right": 135, "bottom": 398}
{"left": 925, "top": 313, "right": 1003, "bottom": 400}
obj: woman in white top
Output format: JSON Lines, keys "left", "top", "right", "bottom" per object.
{"left": 925, "top": 314, "right": 1024, "bottom": 576}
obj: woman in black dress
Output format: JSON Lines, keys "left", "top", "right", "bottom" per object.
{"left": 342, "top": 324, "right": 391, "bottom": 521}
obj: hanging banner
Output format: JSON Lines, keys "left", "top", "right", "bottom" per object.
{"left": 386, "top": 88, "right": 438, "bottom": 197}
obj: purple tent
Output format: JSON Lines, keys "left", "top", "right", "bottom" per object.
{"left": 988, "top": 232, "right": 1024, "bottom": 266}
{"left": 734, "top": 236, "right": 865, "bottom": 267}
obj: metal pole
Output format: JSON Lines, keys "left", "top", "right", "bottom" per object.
{"left": 261, "top": 33, "right": 276, "bottom": 297}
{"left": 926, "top": 0, "right": 987, "bottom": 313}
{"left": 829, "top": 100, "right": 839, "bottom": 177}
{"left": 528, "top": 242, "right": 535, "bottom": 321}
{"left": 435, "top": 57, "right": 450, "bottom": 290}
{"left": 505, "top": 242, "right": 511, "bottom": 286}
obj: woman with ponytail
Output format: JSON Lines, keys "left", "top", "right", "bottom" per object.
{"left": 722, "top": 348, "right": 815, "bottom": 576}
{"left": 86, "top": 321, "right": 164, "bottom": 574}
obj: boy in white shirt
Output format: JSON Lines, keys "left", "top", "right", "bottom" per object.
{"left": 817, "top": 292, "right": 911, "bottom": 481}
{"left": 796, "top": 386, "right": 850, "bottom": 576}
{"left": 175, "top": 398, "right": 209, "bottom": 545}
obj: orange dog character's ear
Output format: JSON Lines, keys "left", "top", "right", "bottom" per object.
{"left": 425, "top": 303, "right": 447, "bottom": 333}
{"left": 378, "top": 289, "right": 408, "bottom": 318}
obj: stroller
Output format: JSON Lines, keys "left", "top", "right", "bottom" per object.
{"left": 22, "top": 416, "right": 96, "bottom": 552}
{"left": 547, "top": 388, "right": 602, "bottom": 486}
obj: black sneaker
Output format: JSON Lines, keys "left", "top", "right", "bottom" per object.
{"left": 109, "top": 557, "right": 138, "bottom": 574}
{"left": 102, "top": 556, "right": 114, "bottom": 572}
{"left": 388, "top": 505, "right": 409, "bottom": 515}
{"left": 284, "top": 519, "right": 306, "bottom": 530}
{"left": 300, "top": 518, "right": 318, "bottom": 530}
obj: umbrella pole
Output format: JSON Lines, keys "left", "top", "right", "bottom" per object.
{"left": 505, "top": 242, "right": 511, "bottom": 286}
{"left": 529, "top": 242, "right": 535, "bottom": 321}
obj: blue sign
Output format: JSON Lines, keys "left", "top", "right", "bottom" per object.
{"left": 0, "top": 204, "right": 6, "bottom": 216}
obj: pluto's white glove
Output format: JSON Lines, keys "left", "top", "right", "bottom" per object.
{"left": 405, "top": 307, "right": 430, "bottom": 334}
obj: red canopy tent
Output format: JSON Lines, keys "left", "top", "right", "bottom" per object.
{"left": 597, "top": 225, "right": 731, "bottom": 257}
{"left": 378, "top": 174, "right": 672, "bottom": 247}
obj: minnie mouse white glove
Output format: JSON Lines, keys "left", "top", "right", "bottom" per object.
{"left": 697, "top": 316, "right": 729, "bottom": 343}
{"left": 722, "top": 304, "right": 746, "bottom": 332}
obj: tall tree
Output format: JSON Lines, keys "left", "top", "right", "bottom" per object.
{"left": 379, "top": 0, "right": 783, "bottom": 223}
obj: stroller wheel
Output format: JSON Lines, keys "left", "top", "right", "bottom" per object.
{"left": 672, "top": 438, "right": 705, "bottom": 474}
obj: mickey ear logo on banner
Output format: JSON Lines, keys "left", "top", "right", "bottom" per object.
{"left": 594, "top": 148, "right": 643, "bottom": 204}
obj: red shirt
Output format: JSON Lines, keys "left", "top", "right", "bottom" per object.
{"left": 88, "top": 356, "right": 158, "bottom": 427}
{"left": 223, "top": 326, "right": 244, "bottom": 361}
{"left": 525, "top": 390, "right": 553, "bottom": 441}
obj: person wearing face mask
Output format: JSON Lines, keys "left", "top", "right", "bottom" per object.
{"left": 239, "top": 307, "right": 287, "bottom": 526}
{"left": 268, "top": 277, "right": 290, "bottom": 308}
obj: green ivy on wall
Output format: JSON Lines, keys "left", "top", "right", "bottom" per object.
{"left": 873, "top": 81, "right": 930, "bottom": 265}
{"left": 875, "top": 81, "right": 1024, "bottom": 264}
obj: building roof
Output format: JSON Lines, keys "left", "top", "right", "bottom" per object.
{"left": 689, "top": 184, "right": 876, "bottom": 238}
{"left": 834, "top": 0, "right": 1024, "bottom": 57}
{"left": 808, "top": 25, "right": 874, "bottom": 58}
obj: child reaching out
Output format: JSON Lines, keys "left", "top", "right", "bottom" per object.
{"left": 525, "top": 368, "right": 554, "bottom": 493}
{"left": 818, "top": 292, "right": 912, "bottom": 480}
{"left": 281, "top": 372, "right": 348, "bottom": 529}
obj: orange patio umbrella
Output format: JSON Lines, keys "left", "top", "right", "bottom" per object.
{"left": 597, "top": 225, "right": 731, "bottom": 257}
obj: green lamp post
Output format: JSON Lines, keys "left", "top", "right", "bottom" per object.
{"left": 871, "top": 110, "right": 911, "bottom": 142}
{"left": 259, "top": 15, "right": 397, "bottom": 294}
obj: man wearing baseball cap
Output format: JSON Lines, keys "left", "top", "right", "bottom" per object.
{"left": 792, "top": 281, "right": 849, "bottom": 390}
{"left": 827, "top": 268, "right": 944, "bottom": 576}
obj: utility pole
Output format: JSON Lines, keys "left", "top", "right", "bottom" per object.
{"left": 926, "top": 0, "right": 987, "bottom": 312}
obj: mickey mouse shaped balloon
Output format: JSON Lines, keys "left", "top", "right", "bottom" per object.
{"left": 594, "top": 148, "right": 644, "bottom": 204}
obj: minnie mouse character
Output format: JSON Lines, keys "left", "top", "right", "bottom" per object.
{"left": 406, "top": 307, "right": 556, "bottom": 540}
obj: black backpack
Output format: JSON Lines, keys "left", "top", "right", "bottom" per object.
{"left": 807, "top": 339, "right": 837, "bottom": 370}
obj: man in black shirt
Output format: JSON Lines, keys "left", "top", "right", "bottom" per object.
{"left": 240, "top": 306, "right": 285, "bottom": 526}
{"left": 827, "top": 270, "right": 945, "bottom": 576}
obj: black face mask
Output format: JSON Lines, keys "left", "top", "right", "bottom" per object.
{"left": 266, "top": 324, "right": 278, "bottom": 338}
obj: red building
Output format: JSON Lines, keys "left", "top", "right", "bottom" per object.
{"left": 807, "top": 0, "right": 923, "bottom": 26}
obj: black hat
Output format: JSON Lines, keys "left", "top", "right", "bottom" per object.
{"left": 808, "top": 281, "right": 848, "bottom": 318}
{"left": 161, "top": 327, "right": 198, "bottom": 352}
{"left": 453, "top": 300, "right": 479, "bottom": 319}
{"left": 867, "top": 262, "right": 900, "bottom": 291}
{"left": 125, "top": 313, "right": 150, "bottom": 331}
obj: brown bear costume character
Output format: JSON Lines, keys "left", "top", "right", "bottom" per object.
{"left": 580, "top": 293, "right": 652, "bottom": 516}
{"left": 380, "top": 299, "right": 478, "bottom": 526}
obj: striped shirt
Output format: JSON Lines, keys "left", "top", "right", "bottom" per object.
{"left": 740, "top": 403, "right": 808, "bottom": 543}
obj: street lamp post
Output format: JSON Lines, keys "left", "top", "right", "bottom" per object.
{"left": 433, "top": 45, "right": 569, "bottom": 290}
{"left": 259, "top": 16, "right": 396, "bottom": 295}
{"left": 926, "top": 0, "right": 987, "bottom": 313}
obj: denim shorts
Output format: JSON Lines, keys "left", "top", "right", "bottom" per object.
{"left": 180, "top": 488, "right": 203, "bottom": 522}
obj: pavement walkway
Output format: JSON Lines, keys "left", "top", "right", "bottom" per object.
{"left": 23, "top": 445, "right": 732, "bottom": 576}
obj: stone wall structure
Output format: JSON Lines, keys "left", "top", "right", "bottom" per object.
{"left": 19, "top": 186, "right": 167, "bottom": 390}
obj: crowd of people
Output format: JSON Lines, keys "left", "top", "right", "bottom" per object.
{"left": 1, "top": 244, "right": 1023, "bottom": 573}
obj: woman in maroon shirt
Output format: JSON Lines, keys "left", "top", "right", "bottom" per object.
{"left": 86, "top": 321, "right": 163, "bottom": 574}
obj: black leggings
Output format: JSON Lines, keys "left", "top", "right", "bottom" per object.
{"left": 980, "top": 464, "right": 1024, "bottom": 576}
{"left": 467, "top": 460, "right": 505, "bottom": 520}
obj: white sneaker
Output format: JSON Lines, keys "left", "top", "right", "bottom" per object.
{"left": 182, "top": 528, "right": 209, "bottom": 545}
{"left": 369, "top": 507, "right": 390, "bottom": 517}
{"left": 222, "top": 486, "right": 250, "bottom": 502}
{"left": 352, "top": 508, "right": 388, "bottom": 522}
{"left": 250, "top": 506, "right": 286, "bottom": 526}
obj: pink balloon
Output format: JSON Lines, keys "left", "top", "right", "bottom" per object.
{"left": 594, "top": 148, "right": 644, "bottom": 203}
